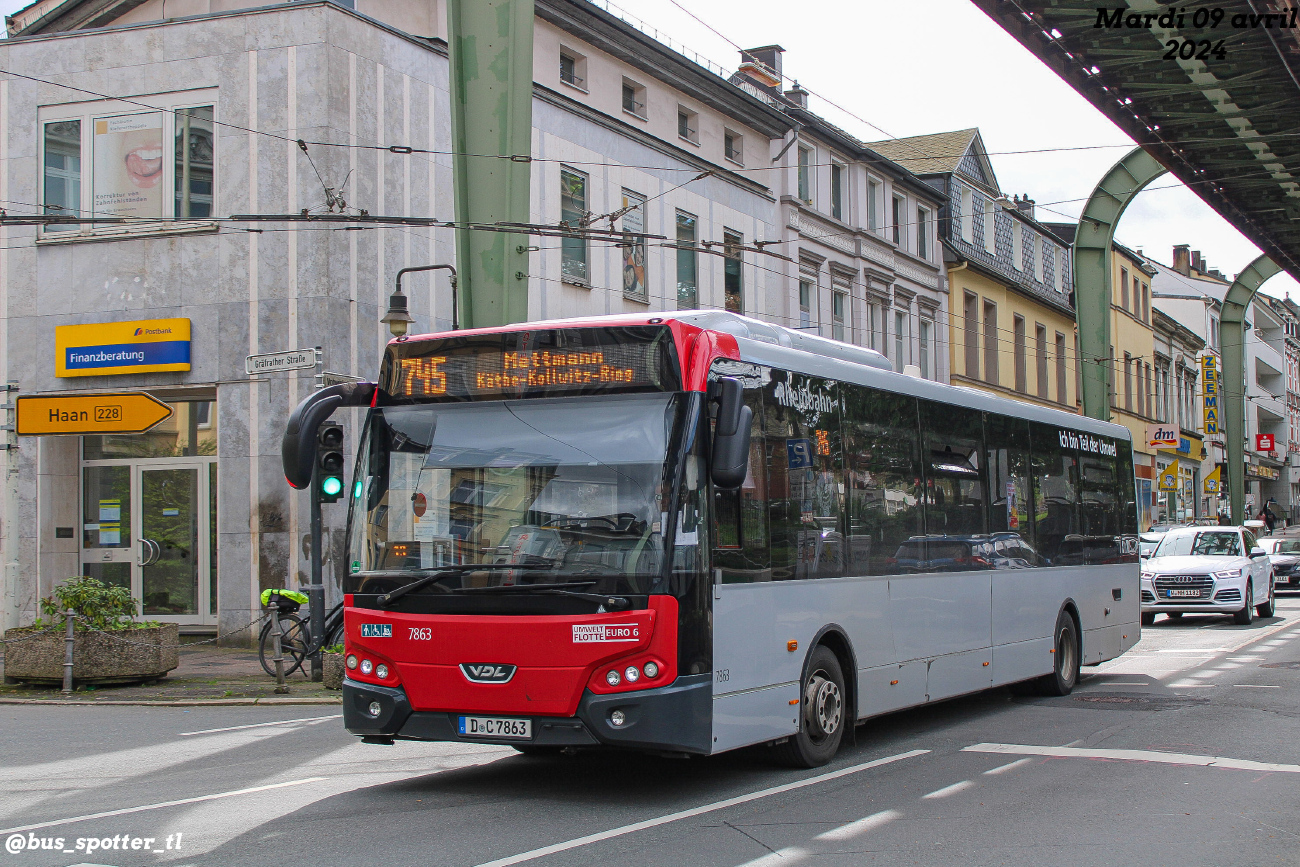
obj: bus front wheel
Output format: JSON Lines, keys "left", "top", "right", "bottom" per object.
{"left": 773, "top": 645, "right": 845, "bottom": 769}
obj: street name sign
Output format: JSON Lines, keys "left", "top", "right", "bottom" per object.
{"left": 246, "top": 348, "right": 317, "bottom": 375}
{"left": 16, "top": 392, "right": 173, "bottom": 435}
{"left": 321, "top": 372, "right": 365, "bottom": 387}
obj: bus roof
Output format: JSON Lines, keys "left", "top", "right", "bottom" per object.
{"left": 392, "top": 310, "right": 1131, "bottom": 442}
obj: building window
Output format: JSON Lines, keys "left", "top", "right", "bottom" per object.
{"left": 867, "top": 178, "right": 880, "bottom": 231}
{"left": 1012, "top": 222, "right": 1023, "bottom": 270}
{"left": 916, "top": 207, "right": 929, "bottom": 259}
{"left": 1210, "top": 315, "right": 1220, "bottom": 349}
{"left": 620, "top": 189, "right": 647, "bottom": 301}
{"left": 919, "top": 319, "right": 932, "bottom": 379}
{"left": 895, "top": 310, "right": 908, "bottom": 371}
{"left": 1144, "top": 361, "right": 1153, "bottom": 417}
{"left": 832, "top": 290, "right": 846, "bottom": 341}
{"left": 1032, "top": 235, "right": 1042, "bottom": 282}
{"left": 1035, "top": 323, "right": 1048, "bottom": 399}
{"left": 983, "top": 198, "right": 996, "bottom": 254}
{"left": 677, "top": 106, "right": 698, "bottom": 144}
{"left": 797, "top": 146, "right": 812, "bottom": 204}
{"left": 892, "top": 195, "right": 903, "bottom": 246}
{"left": 723, "top": 230, "right": 743, "bottom": 312}
{"left": 830, "top": 163, "right": 844, "bottom": 221}
{"left": 559, "top": 50, "right": 586, "bottom": 89}
{"left": 1124, "top": 352, "right": 1133, "bottom": 411}
{"left": 960, "top": 187, "right": 973, "bottom": 243}
{"left": 41, "top": 98, "right": 216, "bottom": 234}
{"left": 983, "top": 300, "right": 998, "bottom": 385}
{"left": 1120, "top": 267, "right": 1130, "bottom": 312}
{"left": 560, "top": 167, "right": 588, "bottom": 283}
{"left": 799, "top": 279, "right": 813, "bottom": 330}
{"left": 724, "top": 129, "right": 743, "bottom": 165}
{"left": 675, "top": 210, "right": 697, "bottom": 308}
{"left": 1054, "top": 247, "right": 1064, "bottom": 292}
{"left": 964, "top": 292, "right": 979, "bottom": 379}
{"left": 1056, "top": 332, "right": 1068, "bottom": 404}
{"left": 1013, "top": 315, "right": 1027, "bottom": 393}
{"left": 42, "top": 120, "right": 81, "bottom": 231}
{"left": 1141, "top": 283, "right": 1150, "bottom": 322}
{"left": 867, "top": 299, "right": 883, "bottom": 350}
{"left": 622, "top": 79, "right": 646, "bottom": 119}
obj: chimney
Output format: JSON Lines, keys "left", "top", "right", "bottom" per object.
{"left": 738, "top": 45, "right": 783, "bottom": 90}
{"left": 1014, "top": 194, "right": 1035, "bottom": 220}
{"left": 1191, "top": 250, "right": 1203, "bottom": 273}
{"left": 1173, "top": 244, "right": 1191, "bottom": 276}
{"left": 783, "top": 81, "right": 808, "bottom": 108}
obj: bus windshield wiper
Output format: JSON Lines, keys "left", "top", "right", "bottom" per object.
{"left": 378, "top": 564, "right": 551, "bottom": 607}
{"left": 455, "top": 582, "right": 632, "bottom": 611}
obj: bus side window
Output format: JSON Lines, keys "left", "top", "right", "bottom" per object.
{"left": 984, "top": 414, "right": 1038, "bottom": 567}
{"left": 763, "top": 371, "right": 844, "bottom": 581}
{"left": 920, "top": 401, "right": 988, "bottom": 571}
{"left": 1030, "top": 423, "right": 1081, "bottom": 566}
{"left": 842, "top": 386, "right": 922, "bottom": 576}
{"left": 711, "top": 372, "right": 769, "bottom": 584}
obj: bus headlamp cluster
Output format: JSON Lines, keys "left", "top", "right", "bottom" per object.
{"left": 604, "top": 659, "right": 662, "bottom": 688}
{"left": 346, "top": 654, "right": 392, "bottom": 681}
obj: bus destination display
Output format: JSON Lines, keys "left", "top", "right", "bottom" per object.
{"left": 386, "top": 327, "right": 680, "bottom": 400}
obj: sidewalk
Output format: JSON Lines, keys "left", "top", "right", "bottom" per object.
{"left": 0, "top": 643, "right": 341, "bottom": 705}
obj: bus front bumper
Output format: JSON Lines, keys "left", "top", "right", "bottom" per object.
{"left": 342, "top": 674, "right": 712, "bottom": 754}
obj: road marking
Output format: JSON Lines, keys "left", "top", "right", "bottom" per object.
{"left": 815, "top": 809, "right": 900, "bottom": 842}
{"left": 921, "top": 780, "right": 974, "bottom": 799}
{"left": 984, "top": 758, "right": 1032, "bottom": 775}
{"left": 179, "top": 714, "right": 342, "bottom": 736}
{"left": 471, "top": 750, "right": 929, "bottom": 867}
{"left": 737, "top": 846, "right": 809, "bottom": 866}
{"left": 963, "top": 743, "right": 1300, "bottom": 773}
{"left": 1233, "top": 684, "right": 1280, "bottom": 688}
{"left": 0, "top": 778, "right": 326, "bottom": 834}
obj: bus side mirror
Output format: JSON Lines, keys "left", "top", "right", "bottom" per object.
{"left": 282, "top": 381, "right": 377, "bottom": 489}
{"left": 709, "top": 377, "right": 752, "bottom": 490}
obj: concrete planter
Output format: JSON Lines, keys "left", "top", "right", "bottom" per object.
{"left": 2, "top": 623, "right": 180, "bottom": 685}
{"left": 322, "top": 653, "right": 345, "bottom": 690}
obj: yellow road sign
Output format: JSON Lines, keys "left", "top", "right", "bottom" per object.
{"left": 16, "top": 392, "right": 173, "bottom": 436}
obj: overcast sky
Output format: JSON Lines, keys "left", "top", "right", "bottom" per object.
{"left": 3, "top": 0, "right": 1295, "bottom": 299}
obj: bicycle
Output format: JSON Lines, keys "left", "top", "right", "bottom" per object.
{"left": 258, "top": 590, "right": 345, "bottom": 677}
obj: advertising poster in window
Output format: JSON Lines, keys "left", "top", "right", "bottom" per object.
{"left": 93, "top": 113, "right": 165, "bottom": 219}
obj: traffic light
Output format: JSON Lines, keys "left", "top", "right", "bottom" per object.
{"left": 316, "top": 422, "right": 344, "bottom": 503}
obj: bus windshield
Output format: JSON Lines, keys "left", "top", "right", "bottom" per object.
{"left": 346, "top": 393, "right": 682, "bottom": 596}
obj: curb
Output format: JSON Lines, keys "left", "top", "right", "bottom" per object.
{"left": 0, "top": 696, "right": 343, "bottom": 707}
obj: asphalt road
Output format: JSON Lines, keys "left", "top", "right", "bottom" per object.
{"left": 3, "top": 598, "right": 1300, "bottom": 867}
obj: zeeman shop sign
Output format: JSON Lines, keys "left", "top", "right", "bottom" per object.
{"left": 55, "top": 318, "right": 191, "bottom": 377}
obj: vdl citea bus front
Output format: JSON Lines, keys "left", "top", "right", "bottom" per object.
{"left": 281, "top": 310, "right": 1140, "bottom": 768}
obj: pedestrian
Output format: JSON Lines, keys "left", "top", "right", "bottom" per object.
{"left": 1258, "top": 502, "right": 1277, "bottom": 534}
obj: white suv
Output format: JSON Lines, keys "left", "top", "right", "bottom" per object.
{"left": 1140, "top": 526, "right": 1275, "bottom": 626}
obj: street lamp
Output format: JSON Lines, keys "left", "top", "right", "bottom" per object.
{"left": 380, "top": 290, "right": 415, "bottom": 338}
{"left": 383, "top": 264, "right": 459, "bottom": 338}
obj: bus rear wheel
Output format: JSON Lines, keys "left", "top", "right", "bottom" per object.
{"left": 1036, "top": 610, "right": 1080, "bottom": 697}
{"left": 773, "top": 646, "right": 845, "bottom": 769}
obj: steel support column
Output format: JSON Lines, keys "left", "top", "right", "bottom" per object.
{"left": 1221, "top": 254, "right": 1282, "bottom": 524}
{"left": 448, "top": 0, "right": 534, "bottom": 328}
{"left": 1073, "top": 147, "right": 1167, "bottom": 420}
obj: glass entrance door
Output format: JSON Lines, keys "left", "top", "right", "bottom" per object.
{"left": 80, "top": 461, "right": 216, "bottom": 625}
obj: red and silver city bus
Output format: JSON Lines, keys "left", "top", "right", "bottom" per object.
{"left": 283, "top": 310, "right": 1139, "bottom": 767}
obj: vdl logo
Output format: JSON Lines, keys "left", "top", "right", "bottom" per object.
{"left": 460, "top": 663, "right": 517, "bottom": 683}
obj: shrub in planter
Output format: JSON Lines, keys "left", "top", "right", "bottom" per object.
{"left": 322, "top": 644, "right": 345, "bottom": 690}
{"left": 3, "top": 578, "right": 180, "bottom": 685}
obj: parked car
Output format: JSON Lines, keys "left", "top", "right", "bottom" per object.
{"left": 1257, "top": 537, "right": 1300, "bottom": 591}
{"left": 1141, "top": 526, "right": 1276, "bottom": 625}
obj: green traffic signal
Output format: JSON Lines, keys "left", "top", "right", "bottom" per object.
{"left": 321, "top": 476, "right": 344, "bottom": 497}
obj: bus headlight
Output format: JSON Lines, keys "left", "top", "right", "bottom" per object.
{"left": 610, "top": 709, "right": 626, "bottom": 727}
{"left": 346, "top": 654, "right": 358, "bottom": 670}
{"left": 606, "top": 670, "right": 621, "bottom": 686}
{"left": 624, "top": 666, "right": 640, "bottom": 683}
{"left": 360, "top": 659, "right": 373, "bottom": 675}
{"left": 376, "top": 664, "right": 389, "bottom": 680}
{"left": 642, "top": 661, "right": 659, "bottom": 678}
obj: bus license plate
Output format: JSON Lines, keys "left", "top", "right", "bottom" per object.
{"left": 458, "top": 716, "right": 531, "bottom": 739}
{"left": 1168, "top": 589, "right": 1201, "bottom": 597}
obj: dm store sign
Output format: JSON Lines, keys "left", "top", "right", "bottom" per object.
{"left": 56, "top": 318, "right": 191, "bottom": 377}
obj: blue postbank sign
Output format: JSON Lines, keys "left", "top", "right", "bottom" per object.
{"left": 56, "top": 318, "right": 191, "bottom": 377}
